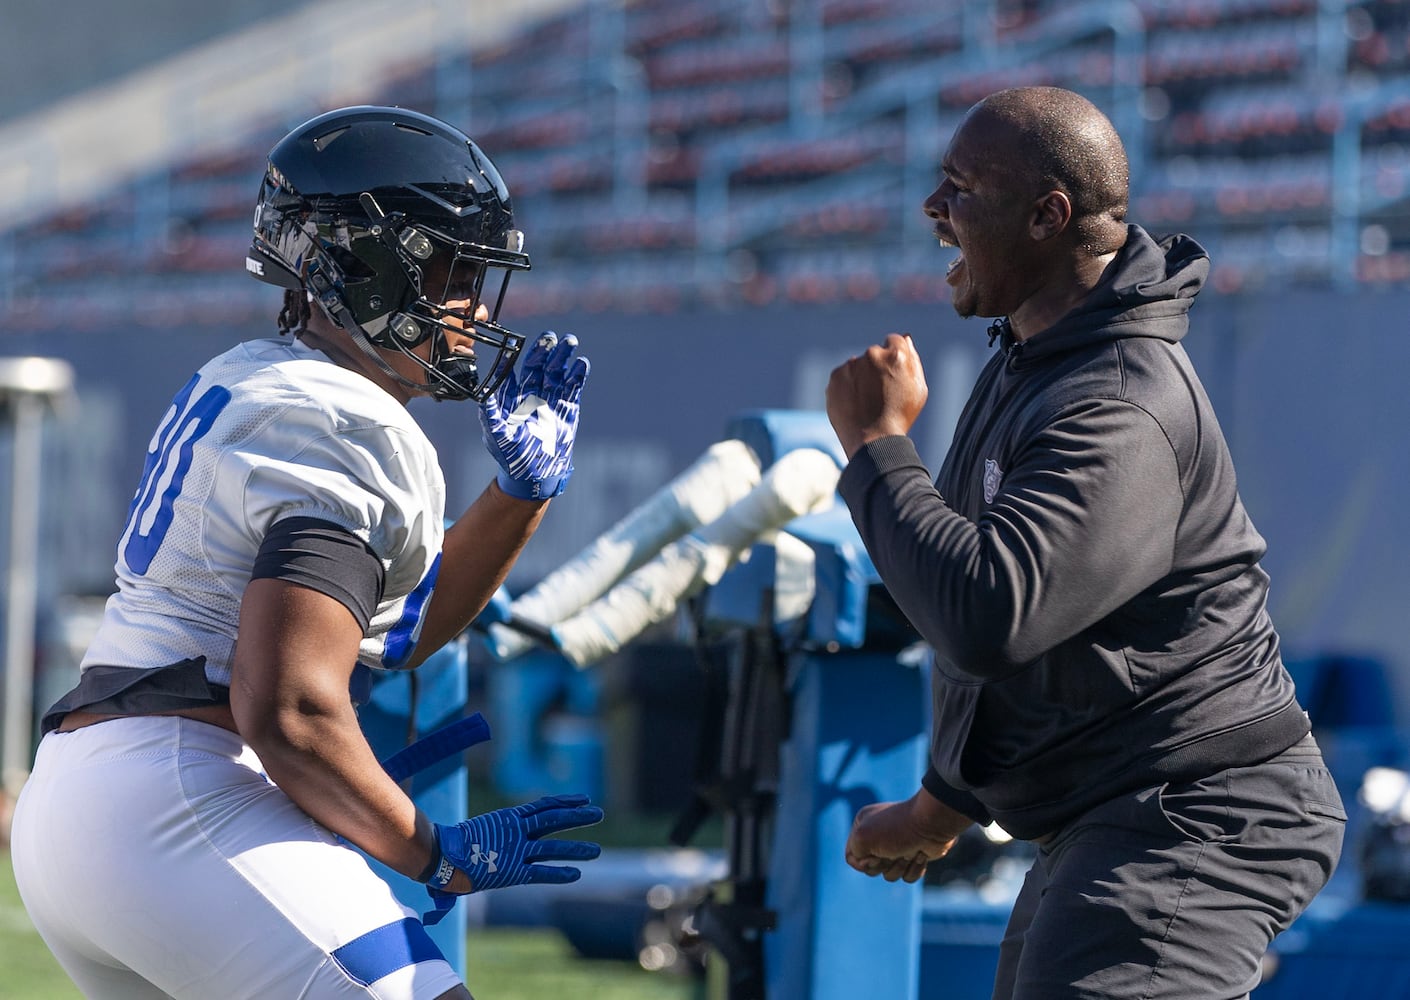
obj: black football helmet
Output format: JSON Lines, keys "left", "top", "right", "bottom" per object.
{"left": 246, "top": 105, "right": 531, "bottom": 402}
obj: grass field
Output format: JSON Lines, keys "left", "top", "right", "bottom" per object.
{"left": 0, "top": 851, "right": 81, "bottom": 1000}
{"left": 1, "top": 849, "right": 703, "bottom": 999}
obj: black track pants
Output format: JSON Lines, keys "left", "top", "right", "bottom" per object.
{"left": 991, "top": 734, "right": 1346, "bottom": 1000}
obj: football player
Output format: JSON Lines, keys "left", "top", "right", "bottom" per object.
{"left": 11, "top": 106, "right": 602, "bottom": 1000}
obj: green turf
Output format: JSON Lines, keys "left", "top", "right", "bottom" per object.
{"left": 1, "top": 851, "right": 82, "bottom": 999}
{"left": 467, "top": 927, "right": 701, "bottom": 999}
{"left": 1, "top": 850, "right": 701, "bottom": 999}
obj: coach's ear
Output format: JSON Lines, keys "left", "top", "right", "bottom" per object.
{"left": 1029, "top": 189, "right": 1072, "bottom": 242}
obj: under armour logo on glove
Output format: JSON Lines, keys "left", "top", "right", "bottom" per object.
{"left": 428, "top": 793, "right": 604, "bottom": 897}
{"left": 479, "top": 331, "right": 589, "bottom": 500}
{"left": 469, "top": 845, "right": 499, "bottom": 872}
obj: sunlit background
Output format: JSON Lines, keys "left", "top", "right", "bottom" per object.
{"left": 2, "top": 1, "right": 1409, "bottom": 996}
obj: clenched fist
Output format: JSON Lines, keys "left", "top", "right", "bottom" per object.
{"left": 825, "top": 333, "right": 928, "bottom": 460}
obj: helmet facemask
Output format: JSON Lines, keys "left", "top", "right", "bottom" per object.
{"left": 341, "top": 196, "right": 530, "bottom": 402}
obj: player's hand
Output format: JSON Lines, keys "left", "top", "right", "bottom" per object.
{"left": 844, "top": 791, "right": 968, "bottom": 883}
{"left": 825, "top": 333, "right": 928, "bottom": 460}
{"left": 479, "top": 331, "right": 589, "bottom": 500}
{"left": 428, "top": 793, "right": 604, "bottom": 894}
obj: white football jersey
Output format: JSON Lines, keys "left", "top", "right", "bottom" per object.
{"left": 82, "top": 337, "right": 446, "bottom": 685}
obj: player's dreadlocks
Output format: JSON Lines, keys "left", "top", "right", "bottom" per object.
{"left": 277, "top": 289, "right": 312, "bottom": 336}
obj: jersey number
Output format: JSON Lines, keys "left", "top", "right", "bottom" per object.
{"left": 122, "top": 375, "right": 232, "bottom": 575}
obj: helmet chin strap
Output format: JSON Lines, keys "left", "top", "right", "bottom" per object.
{"left": 347, "top": 322, "right": 441, "bottom": 394}
{"left": 312, "top": 291, "right": 469, "bottom": 400}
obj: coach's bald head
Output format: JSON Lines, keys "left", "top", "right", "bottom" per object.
{"left": 966, "top": 86, "right": 1129, "bottom": 255}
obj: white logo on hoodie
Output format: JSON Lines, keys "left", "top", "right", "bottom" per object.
{"left": 983, "top": 459, "right": 1003, "bottom": 504}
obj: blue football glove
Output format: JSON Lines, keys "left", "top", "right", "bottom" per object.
{"left": 426, "top": 793, "right": 603, "bottom": 896}
{"left": 479, "top": 331, "right": 589, "bottom": 500}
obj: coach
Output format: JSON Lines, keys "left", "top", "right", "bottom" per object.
{"left": 825, "top": 85, "right": 1346, "bottom": 999}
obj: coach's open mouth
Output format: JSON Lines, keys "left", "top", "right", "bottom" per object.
{"left": 935, "top": 231, "right": 963, "bottom": 282}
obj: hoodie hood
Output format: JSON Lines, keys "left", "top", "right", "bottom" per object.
{"left": 1005, "top": 225, "right": 1210, "bottom": 363}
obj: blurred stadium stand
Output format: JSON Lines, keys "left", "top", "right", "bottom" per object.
{"left": 4, "top": 0, "right": 1410, "bottom": 327}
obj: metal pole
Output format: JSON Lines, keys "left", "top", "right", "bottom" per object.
{"left": 0, "top": 357, "right": 72, "bottom": 801}
{"left": 2, "top": 394, "right": 42, "bottom": 797}
{"left": 788, "top": 0, "right": 823, "bottom": 132}
{"left": 1316, "top": 0, "right": 1349, "bottom": 82}
{"left": 1330, "top": 113, "right": 1361, "bottom": 291}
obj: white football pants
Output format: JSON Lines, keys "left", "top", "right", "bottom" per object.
{"left": 11, "top": 715, "right": 464, "bottom": 999}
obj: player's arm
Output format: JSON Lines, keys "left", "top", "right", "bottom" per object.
{"left": 230, "top": 524, "right": 602, "bottom": 903}
{"left": 404, "top": 330, "right": 590, "bottom": 669}
{"left": 230, "top": 574, "right": 475, "bottom": 891}
{"left": 403, "top": 481, "right": 548, "bottom": 669}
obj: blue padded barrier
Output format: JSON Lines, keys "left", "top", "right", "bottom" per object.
{"left": 702, "top": 409, "right": 929, "bottom": 999}
{"left": 787, "top": 505, "right": 882, "bottom": 651}
{"left": 917, "top": 891, "right": 1008, "bottom": 999}
{"left": 358, "top": 637, "right": 470, "bottom": 976}
{"left": 722, "top": 409, "right": 847, "bottom": 471}
{"left": 485, "top": 649, "right": 604, "bottom": 803}
{"left": 1256, "top": 899, "right": 1410, "bottom": 998}
{"left": 763, "top": 640, "right": 929, "bottom": 1000}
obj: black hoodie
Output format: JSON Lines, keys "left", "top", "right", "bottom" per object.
{"left": 837, "top": 225, "right": 1309, "bottom": 840}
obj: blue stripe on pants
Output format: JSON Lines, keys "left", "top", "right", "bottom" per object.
{"left": 332, "top": 917, "right": 446, "bottom": 987}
